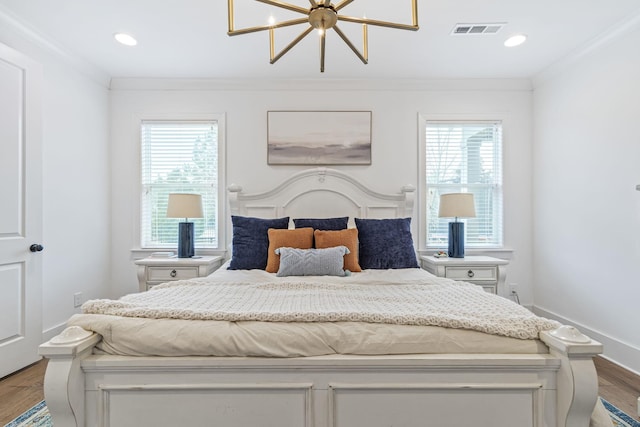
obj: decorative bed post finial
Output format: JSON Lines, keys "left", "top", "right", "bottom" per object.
{"left": 227, "top": 184, "right": 243, "bottom": 215}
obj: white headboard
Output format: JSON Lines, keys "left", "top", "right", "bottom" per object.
{"left": 228, "top": 168, "right": 415, "bottom": 226}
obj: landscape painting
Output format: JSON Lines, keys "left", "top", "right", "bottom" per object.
{"left": 267, "top": 111, "right": 372, "bottom": 165}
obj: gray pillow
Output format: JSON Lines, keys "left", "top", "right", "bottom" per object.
{"left": 275, "top": 246, "right": 350, "bottom": 277}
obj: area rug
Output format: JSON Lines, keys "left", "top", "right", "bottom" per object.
{"left": 4, "top": 398, "right": 639, "bottom": 426}
{"left": 3, "top": 401, "right": 49, "bottom": 427}
{"left": 602, "top": 399, "right": 640, "bottom": 427}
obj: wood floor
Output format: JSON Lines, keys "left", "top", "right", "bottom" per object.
{"left": 596, "top": 356, "right": 640, "bottom": 421}
{"left": 0, "top": 356, "right": 638, "bottom": 425}
{"left": 0, "top": 359, "right": 47, "bottom": 425}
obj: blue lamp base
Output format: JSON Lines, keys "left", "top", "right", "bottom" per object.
{"left": 448, "top": 221, "right": 465, "bottom": 258}
{"left": 177, "top": 222, "right": 195, "bottom": 258}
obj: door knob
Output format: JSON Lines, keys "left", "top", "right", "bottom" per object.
{"left": 30, "top": 244, "right": 44, "bottom": 252}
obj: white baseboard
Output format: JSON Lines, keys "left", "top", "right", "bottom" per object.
{"left": 534, "top": 306, "right": 640, "bottom": 376}
{"left": 42, "top": 322, "right": 67, "bottom": 343}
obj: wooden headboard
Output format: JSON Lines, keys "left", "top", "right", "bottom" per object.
{"left": 228, "top": 168, "right": 415, "bottom": 227}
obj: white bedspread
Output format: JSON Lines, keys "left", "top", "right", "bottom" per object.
{"left": 81, "top": 266, "right": 559, "bottom": 340}
{"left": 68, "top": 265, "right": 610, "bottom": 427}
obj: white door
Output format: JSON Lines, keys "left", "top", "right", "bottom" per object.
{"left": 0, "top": 42, "right": 43, "bottom": 378}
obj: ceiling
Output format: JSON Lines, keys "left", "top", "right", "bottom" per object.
{"left": 0, "top": 0, "right": 639, "bottom": 80}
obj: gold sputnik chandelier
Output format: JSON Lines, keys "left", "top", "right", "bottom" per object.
{"left": 227, "top": 0, "right": 419, "bottom": 72}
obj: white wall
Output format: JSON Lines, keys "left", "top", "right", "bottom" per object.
{"left": 0, "top": 19, "right": 111, "bottom": 339}
{"left": 2, "top": 4, "right": 637, "bottom": 378}
{"left": 109, "top": 80, "right": 534, "bottom": 302}
{"left": 533, "top": 25, "right": 640, "bottom": 372}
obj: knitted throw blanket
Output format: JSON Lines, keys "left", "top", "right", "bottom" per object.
{"left": 82, "top": 280, "right": 559, "bottom": 339}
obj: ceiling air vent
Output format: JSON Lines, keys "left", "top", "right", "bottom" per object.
{"left": 451, "top": 23, "right": 505, "bottom": 35}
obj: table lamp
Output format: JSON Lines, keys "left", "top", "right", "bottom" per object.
{"left": 438, "top": 193, "right": 476, "bottom": 258}
{"left": 166, "top": 193, "right": 203, "bottom": 258}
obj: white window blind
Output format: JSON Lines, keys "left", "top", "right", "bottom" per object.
{"left": 425, "top": 121, "right": 503, "bottom": 248}
{"left": 141, "top": 121, "right": 219, "bottom": 249}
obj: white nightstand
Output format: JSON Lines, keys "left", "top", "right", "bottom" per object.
{"left": 134, "top": 255, "right": 224, "bottom": 292}
{"left": 420, "top": 255, "right": 509, "bottom": 295}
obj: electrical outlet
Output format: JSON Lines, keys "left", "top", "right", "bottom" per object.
{"left": 73, "top": 292, "right": 83, "bottom": 308}
{"left": 509, "top": 283, "right": 518, "bottom": 294}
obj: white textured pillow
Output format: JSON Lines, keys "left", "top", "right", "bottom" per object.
{"left": 275, "top": 246, "right": 350, "bottom": 277}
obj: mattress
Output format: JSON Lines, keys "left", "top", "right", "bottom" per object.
{"left": 68, "top": 263, "right": 556, "bottom": 357}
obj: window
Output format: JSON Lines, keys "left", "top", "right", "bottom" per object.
{"left": 424, "top": 121, "right": 503, "bottom": 248}
{"left": 141, "top": 121, "right": 220, "bottom": 249}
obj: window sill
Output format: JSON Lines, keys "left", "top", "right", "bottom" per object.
{"left": 130, "top": 248, "right": 229, "bottom": 261}
{"left": 419, "top": 247, "right": 514, "bottom": 260}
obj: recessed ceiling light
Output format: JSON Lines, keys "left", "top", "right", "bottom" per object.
{"left": 114, "top": 33, "right": 137, "bottom": 46}
{"left": 504, "top": 34, "right": 527, "bottom": 47}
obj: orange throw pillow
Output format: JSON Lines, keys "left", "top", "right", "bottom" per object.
{"left": 266, "top": 228, "right": 314, "bottom": 273}
{"left": 314, "top": 228, "right": 361, "bottom": 272}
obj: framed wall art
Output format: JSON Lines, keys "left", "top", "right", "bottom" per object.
{"left": 267, "top": 111, "right": 372, "bottom": 165}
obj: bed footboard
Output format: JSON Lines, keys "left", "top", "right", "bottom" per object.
{"left": 540, "top": 327, "right": 604, "bottom": 427}
{"left": 39, "top": 327, "right": 100, "bottom": 427}
{"left": 39, "top": 326, "right": 603, "bottom": 427}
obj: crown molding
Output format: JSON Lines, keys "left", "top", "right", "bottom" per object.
{"left": 533, "top": 7, "right": 640, "bottom": 87}
{"left": 109, "top": 77, "right": 532, "bottom": 92}
{"left": 0, "top": 5, "right": 110, "bottom": 88}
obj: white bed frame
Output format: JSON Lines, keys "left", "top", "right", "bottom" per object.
{"left": 40, "top": 168, "right": 603, "bottom": 427}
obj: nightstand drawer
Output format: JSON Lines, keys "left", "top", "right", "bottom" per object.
{"left": 420, "top": 256, "right": 508, "bottom": 296}
{"left": 445, "top": 266, "right": 497, "bottom": 282}
{"left": 147, "top": 266, "right": 199, "bottom": 282}
{"left": 479, "top": 284, "right": 497, "bottom": 293}
{"left": 135, "top": 255, "right": 224, "bottom": 292}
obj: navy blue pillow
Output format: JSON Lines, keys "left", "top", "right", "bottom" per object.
{"left": 355, "top": 217, "right": 419, "bottom": 269}
{"left": 293, "top": 217, "right": 348, "bottom": 231}
{"left": 229, "top": 216, "right": 290, "bottom": 270}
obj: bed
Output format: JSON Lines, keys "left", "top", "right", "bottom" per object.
{"left": 39, "top": 167, "right": 609, "bottom": 427}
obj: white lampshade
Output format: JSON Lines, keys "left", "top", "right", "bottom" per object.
{"left": 438, "top": 193, "right": 476, "bottom": 218}
{"left": 166, "top": 193, "right": 203, "bottom": 219}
